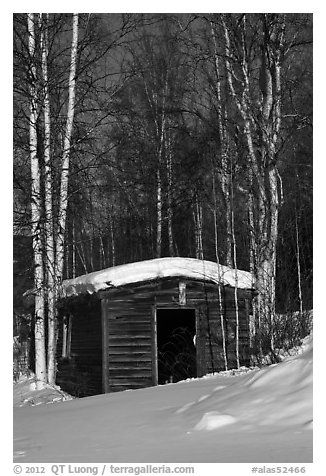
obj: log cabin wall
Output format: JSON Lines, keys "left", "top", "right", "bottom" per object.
{"left": 99, "top": 278, "right": 252, "bottom": 394}
{"left": 56, "top": 297, "right": 103, "bottom": 397}
{"left": 56, "top": 277, "right": 252, "bottom": 396}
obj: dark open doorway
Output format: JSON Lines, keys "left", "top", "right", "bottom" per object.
{"left": 156, "top": 308, "right": 197, "bottom": 384}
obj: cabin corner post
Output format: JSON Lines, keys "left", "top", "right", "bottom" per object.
{"left": 196, "top": 306, "right": 206, "bottom": 378}
{"left": 152, "top": 304, "right": 158, "bottom": 386}
{"left": 101, "top": 298, "right": 109, "bottom": 393}
{"left": 245, "top": 295, "right": 255, "bottom": 365}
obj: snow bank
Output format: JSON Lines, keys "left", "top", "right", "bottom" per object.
{"left": 13, "top": 339, "right": 313, "bottom": 462}
{"left": 60, "top": 257, "right": 253, "bottom": 298}
{"left": 185, "top": 336, "right": 313, "bottom": 432}
{"left": 13, "top": 374, "right": 73, "bottom": 407}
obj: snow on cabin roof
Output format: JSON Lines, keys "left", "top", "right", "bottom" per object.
{"left": 60, "top": 257, "right": 254, "bottom": 299}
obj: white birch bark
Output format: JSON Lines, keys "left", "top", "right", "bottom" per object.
{"left": 155, "top": 90, "right": 167, "bottom": 259}
{"left": 56, "top": 13, "right": 79, "bottom": 280}
{"left": 39, "top": 13, "right": 57, "bottom": 385}
{"left": 295, "top": 210, "right": 303, "bottom": 315}
{"left": 110, "top": 216, "right": 116, "bottom": 266}
{"left": 207, "top": 19, "right": 231, "bottom": 366}
{"left": 166, "top": 134, "right": 175, "bottom": 256}
{"left": 142, "top": 69, "right": 168, "bottom": 258}
{"left": 194, "top": 197, "right": 204, "bottom": 260}
{"left": 247, "top": 166, "right": 257, "bottom": 349}
{"left": 156, "top": 167, "right": 163, "bottom": 258}
{"left": 230, "top": 177, "right": 240, "bottom": 368}
{"left": 100, "top": 235, "right": 106, "bottom": 269}
{"left": 27, "top": 13, "right": 47, "bottom": 389}
{"left": 72, "top": 219, "right": 76, "bottom": 277}
{"left": 222, "top": 15, "right": 284, "bottom": 354}
{"left": 210, "top": 20, "right": 233, "bottom": 267}
{"left": 212, "top": 172, "right": 228, "bottom": 370}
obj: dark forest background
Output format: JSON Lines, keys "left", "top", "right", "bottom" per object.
{"left": 13, "top": 13, "right": 312, "bottom": 323}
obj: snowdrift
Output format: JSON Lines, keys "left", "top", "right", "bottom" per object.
{"left": 13, "top": 375, "right": 73, "bottom": 407}
{"left": 181, "top": 337, "right": 313, "bottom": 431}
{"left": 13, "top": 337, "right": 312, "bottom": 463}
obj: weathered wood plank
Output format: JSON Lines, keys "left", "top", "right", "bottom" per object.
{"left": 109, "top": 368, "right": 152, "bottom": 376}
{"left": 109, "top": 376, "right": 153, "bottom": 382}
{"left": 108, "top": 320, "right": 151, "bottom": 327}
{"left": 109, "top": 358, "right": 152, "bottom": 365}
{"left": 108, "top": 339, "right": 151, "bottom": 347}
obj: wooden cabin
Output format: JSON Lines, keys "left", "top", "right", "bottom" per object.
{"left": 56, "top": 257, "right": 254, "bottom": 397}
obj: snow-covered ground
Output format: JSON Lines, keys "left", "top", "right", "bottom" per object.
{"left": 13, "top": 336, "right": 313, "bottom": 463}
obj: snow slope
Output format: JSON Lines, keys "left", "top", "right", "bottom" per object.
{"left": 13, "top": 338, "right": 312, "bottom": 463}
{"left": 13, "top": 376, "right": 73, "bottom": 407}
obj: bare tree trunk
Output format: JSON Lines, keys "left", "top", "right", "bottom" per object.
{"left": 89, "top": 237, "right": 94, "bottom": 272}
{"left": 222, "top": 14, "right": 284, "bottom": 355}
{"left": 230, "top": 174, "right": 240, "bottom": 368}
{"left": 166, "top": 135, "right": 175, "bottom": 256}
{"left": 110, "top": 216, "right": 116, "bottom": 266}
{"left": 142, "top": 68, "right": 168, "bottom": 259}
{"left": 245, "top": 164, "right": 257, "bottom": 351}
{"left": 72, "top": 219, "right": 76, "bottom": 278}
{"left": 295, "top": 208, "right": 303, "bottom": 315}
{"left": 56, "top": 13, "right": 79, "bottom": 279}
{"left": 268, "top": 167, "right": 279, "bottom": 349}
{"left": 65, "top": 243, "right": 69, "bottom": 279}
{"left": 194, "top": 195, "right": 204, "bottom": 260}
{"left": 156, "top": 167, "right": 162, "bottom": 258}
{"left": 210, "top": 20, "right": 233, "bottom": 267}
{"left": 222, "top": 162, "right": 233, "bottom": 267}
{"left": 212, "top": 172, "right": 228, "bottom": 370}
{"left": 247, "top": 167, "right": 256, "bottom": 280}
{"left": 28, "top": 13, "right": 47, "bottom": 389}
{"left": 100, "top": 235, "right": 106, "bottom": 269}
{"left": 39, "top": 13, "right": 57, "bottom": 385}
{"left": 155, "top": 96, "right": 167, "bottom": 259}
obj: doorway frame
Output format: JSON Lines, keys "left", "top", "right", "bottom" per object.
{"left": 152, "top": 305, "right": 198, "bottom": 386}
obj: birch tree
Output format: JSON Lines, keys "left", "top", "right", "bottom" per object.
{"left": 212, "top": 171, "right": 228, "bottom": 370}
{"left": 44, "top": 13, "right": 79, "bottom": 385}
{"left": 39, "top": 13, "right": 57, "bottom": 385}
{"left": 24, "top": 13, "right": 79, "bottom": 386}
{"left": 27, "top": 13, "right": 47, "bottom": 389}
{"left": 55, "top": 14, "right": 79, "bottom": 282}
{"left": 209, "top": 18, "right": 233, "bottom": 267}
{"left": 222, "top": 13, "right": 285, "bottom": 352}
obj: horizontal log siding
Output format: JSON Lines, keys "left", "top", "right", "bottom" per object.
{"left": 104, "top": 303, "right": 154, "bottom": 393}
